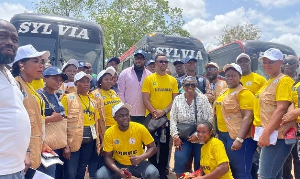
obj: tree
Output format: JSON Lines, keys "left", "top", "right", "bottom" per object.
{"left": 90, "top": 0, "right": 190, "bottom": 57}
{"left": 216, "top": 23, "right": 260, "bottom": 45}
{"left": 35, "top": 0, "right": 189, "bottom": 57}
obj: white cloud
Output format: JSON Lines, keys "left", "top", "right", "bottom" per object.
{"left": 270, "top": 33, "right": 300, "bottom": 56}
{"left": 0, "top": 2, "right": 28, "bottom": 21}
{"left": 254, "top": 0, "right": 300, "bottom": 8}
{"left": 167, "top": 0, "right": 207, "bottom": 19}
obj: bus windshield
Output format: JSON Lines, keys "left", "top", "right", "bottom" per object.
{"left": 60, "top": 39, "right": 104, "bottom": 73}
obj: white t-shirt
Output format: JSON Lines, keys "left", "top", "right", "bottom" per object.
{"left": 0, "top": 67, "right": 31, "bottom": 175}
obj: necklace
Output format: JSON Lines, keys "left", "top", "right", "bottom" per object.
{"left": 78, "top": 94, "right": 94, "bottom": 120}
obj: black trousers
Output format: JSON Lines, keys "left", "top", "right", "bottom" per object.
{"left": 130, "top": 116, "right": 146, "bottom": 125}
{"left": 148, "top": 126, "right": 170, "bottom": 179}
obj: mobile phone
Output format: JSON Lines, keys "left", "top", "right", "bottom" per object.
{"left": 122, "top": 168, "right": 132, "bottom": 178}
{"left": 285, "top": 128, "right": 297, "bottom": 145}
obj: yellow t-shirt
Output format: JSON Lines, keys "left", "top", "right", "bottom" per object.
{"left": 253, "top": 76, "right": 294, "bottom": 126}
{"left": 241, "top": 72, "right": 267, "bottom": 94}
{"left": 200, "top": 137, "right": 234, "bottom": 179}
{"left": 103, "top": 122, "right": 154, "bottom": 165}
{"left": 61, "top": 94, "right": 98, "bottom": 126}
{"left": 30, "top": 78, "right": 44, "bottom": 90}
{"left": 141, "top": 73, "right": 179, "bottom": 118}
{"left": 215, "top": 88, "right": 254, "bottom": 132}
{"left": 100, "top": 89, "right": 122, "bottom": 127}
{"left": 291, "top": 82, "right": 300, "bottom": 123}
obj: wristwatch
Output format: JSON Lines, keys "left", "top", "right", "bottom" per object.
{"left": 163, "top": 108, "right": 168, "bottom": 114}
{"left": 235, "top": 137, "right": 244, "bottom": 143}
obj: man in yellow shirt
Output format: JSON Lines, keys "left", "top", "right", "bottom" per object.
{"left": 95, "top": 103, "right": 158, "bottom": 179}
{"left": 236, "top": 53, "right": 267, "bottom": 94}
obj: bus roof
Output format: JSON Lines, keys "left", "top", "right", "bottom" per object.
{"left": 10, "top": 13, "right": 103, "bottom": 32}
{"left": 208, "top": 40, "right": 297, "bottom": 56}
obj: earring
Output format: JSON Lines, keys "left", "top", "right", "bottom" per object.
{"left": 20, "top": 67, "right": 24, "bottom": 72}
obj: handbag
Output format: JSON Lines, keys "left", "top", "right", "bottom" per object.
{"left": 40, "top": 91, "right": 67, "bottom": 150}
{"left": 177, "top": 94, "right": 198, "bottom": 140}
{"left": 144, "top": 114, "right": 168, "bottom": 133}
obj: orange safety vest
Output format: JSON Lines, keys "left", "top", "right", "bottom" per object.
{"left": 66, "top": 93, "right": 101, "bottom": 154}
{"left": 15, "top": 76, "right": 43, "bottom": 169}
{"left": 221, "top": 84, "right": 251, "bottom": 139}
{"left": 214, "top": 80, "right": 227, "bottom": 98}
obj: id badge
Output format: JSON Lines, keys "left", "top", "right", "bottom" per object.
{"left": 90, "top": 124, "right": 97, "bottom": 140}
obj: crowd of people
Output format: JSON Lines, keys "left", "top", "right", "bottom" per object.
{"left": 1, "top": 19, "right": 300, "bottom": 179}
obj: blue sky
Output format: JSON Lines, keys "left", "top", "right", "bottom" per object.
{"left": 1, "top": 0, "right": 300, "bottom": 55}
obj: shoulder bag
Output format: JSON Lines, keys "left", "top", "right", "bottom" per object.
{"left": 177, "top": 94, "right": 198, "bottom": 141}
{"left": 40, "top": 91, "right": 68, "bottom": 150}
{"left": 144, "top": 114, "right": 168, "bottom": 133}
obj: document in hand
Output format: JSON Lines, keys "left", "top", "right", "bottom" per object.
{"left": 41, "top": 152, "right": 64, "bottom": 168}
{"left": 25, "top": 168, "right": 54, "bottom": 179}
{"left": 253, "top": 126, "right": 278, "bottom": 145}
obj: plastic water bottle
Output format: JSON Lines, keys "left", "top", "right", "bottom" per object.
{"left": 160, "top": 128, "right": 166, "bottom": 143}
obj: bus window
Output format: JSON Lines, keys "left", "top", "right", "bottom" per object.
{"left": 60, "top": 39, "right": 103, "bottom": 73}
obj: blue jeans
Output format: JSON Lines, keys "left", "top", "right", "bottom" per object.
{"left": 37, "top": 164, "right": 56, "bottom": 178}
{"left": 259, "top": 139, "right": 294, "bottom": 179}
{"left": 63, "top": 140, "right": 95, "bottom": 179}
{"left": 88, "top": 143, "right": 105, "bottom": 178}
{"left": 95, "top": 161, "right": 159, "bottom": 179}
{"left": 218, "top": 132, "right": 257, "bottom": 179}
{"left": 174, "top": 139, "right": 202, "bottom": 174}
{"left": 0, "top": 171, "right": 24, "bottom": 179}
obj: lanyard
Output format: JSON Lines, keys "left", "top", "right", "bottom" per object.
{"left": 78, "top": 94, "right": 94, "bottom": 120}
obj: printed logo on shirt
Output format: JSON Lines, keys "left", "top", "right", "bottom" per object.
{"left": 102, "top": 96, "right": 106, "bottom": 99}
{"left": 22, "top": 91, "right": 28, "bottom": 98}
{"left": 153, "top": 82, "right": 157, "bottom": 85}
{"left": 273, "top": 79, "right": 279, "bottom": 84}
{"left": 114, "top": 139, "right": 120, "bottom": 144}
{"left": 104, "top": 99, "right": 121, "bottom": 105}
{"left": 115, "top": 150, "right": 138, "bottom": 156}
{"left": 129, "top": 138, "right": 136, "bottom": 144}
{"left": 200, "top": 165, "right": 211, "bottom": 170}
{"left": 96, "top": 93, "right": 100, "bottom": 97}
{"left": 69, "top": 95, "right": 75, "bottom": 100}
{"left": 154, "top": 88, "right": 172, "bottom": 92}
{"left": 246, "top": 81, "right": 252, "bottom": 86}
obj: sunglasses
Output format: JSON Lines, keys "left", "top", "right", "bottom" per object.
{"left": 184, "top": 83, "right": 196, "bottom": 88}
{"left": 157, "top": 60, "right": 169, "bottom": 64}
{"left": 283, "top": 61, "right": 298, "bottom": 65}
{"left": 206, "top": 67, "right": 218, "bottom": 72}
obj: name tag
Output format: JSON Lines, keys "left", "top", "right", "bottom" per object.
{"left": 90, "top": 124, "right": 97, "bottom": 139}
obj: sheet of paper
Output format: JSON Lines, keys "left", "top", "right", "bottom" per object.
{"left": 41, "top": 156, "right": 64, "bottom": 168}
{"left": 253, "top": 126, "right": 278, "bottom": 145}
{"left": 32, "top": 170, "right": 54, "bottom": 179}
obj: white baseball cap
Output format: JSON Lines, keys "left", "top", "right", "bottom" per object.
{"left": 112, "top": 102, "right": 132, "bottom": 117}
{"left": 62, "top": 59, "right": 79, "bottom": 71}
{"left": 223, "top": 63, "right": 242, "bottom": 75}
{"left": 236, "top": 53, "right": 251, "bottom": 62}
{"left": 205, "top": 62, "right": 219, "bottom": 70}
{"left": 11, "top": 44, "right": 50, "bottom": 65}
{"left": 97, "top": 66, "right": 116, "bottom": 81}
{"left": 259, "top": 48, "right": 283, "bottom": 61}
{"left": 74, "top": 71, "right": 92, "bottom": 82}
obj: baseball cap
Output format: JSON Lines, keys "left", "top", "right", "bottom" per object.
{"left": 74, "top": 71, "right": 92, "bottom": 82}
{"left": 13, "top": 44, "right": 50, "bottom": 65}
{"left": 97, "top": 66, "right": 116, "bottom": 81}
{"left": 134, "top": 50, "right": 146, "bottom": 58}
{"left": 146, "top": 59, "right": 155, "bottom": 66}
{"left": 259, "top": 48, "right": 283, "bottom": 61}
{"left": 205, "top": 62, "right": 219, "bottom": 70}
{"left": 236, "top": 53, "right": 251, "bottom": 62}
{"left": 112, "top": 102, "right": 132, "bottom": 117}
{"left": 173, "top": 59, "right": 184, "bottom": 66}
{"left": 62, "top": 59, "right": 79, "bottom": 71}
{"left": 43, "top": 66, "right": 68, "bottom": 81}
{"left": 107, "top": 57, "right": 120, "bottom": 64}
{"left": 223, "top": 63, "right": 242, "bottom": 75}
{"left": 78, "top": 60, "right": 88, "bottom": 68}
{"left": 185, "top": 56, "right": 197, "bottom": 63}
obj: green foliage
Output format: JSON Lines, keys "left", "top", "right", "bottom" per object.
{"left": 36, "top": 0, "right": 189, "bottom": 58}
{"left": 217, "top": 23, "right": 261, "bottom": 45}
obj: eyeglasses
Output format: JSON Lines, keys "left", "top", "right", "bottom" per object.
{"left": 184, "top": 83, "right": 196, "bottom": 88}
{"left": 206, "top": 67, "right": 218, "bottom": 72}
{"left": 283, "top": 61, "right": 298, "bottom": 65}
{"left": 157, "top": 60, "right": 169, "bottom": 64}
